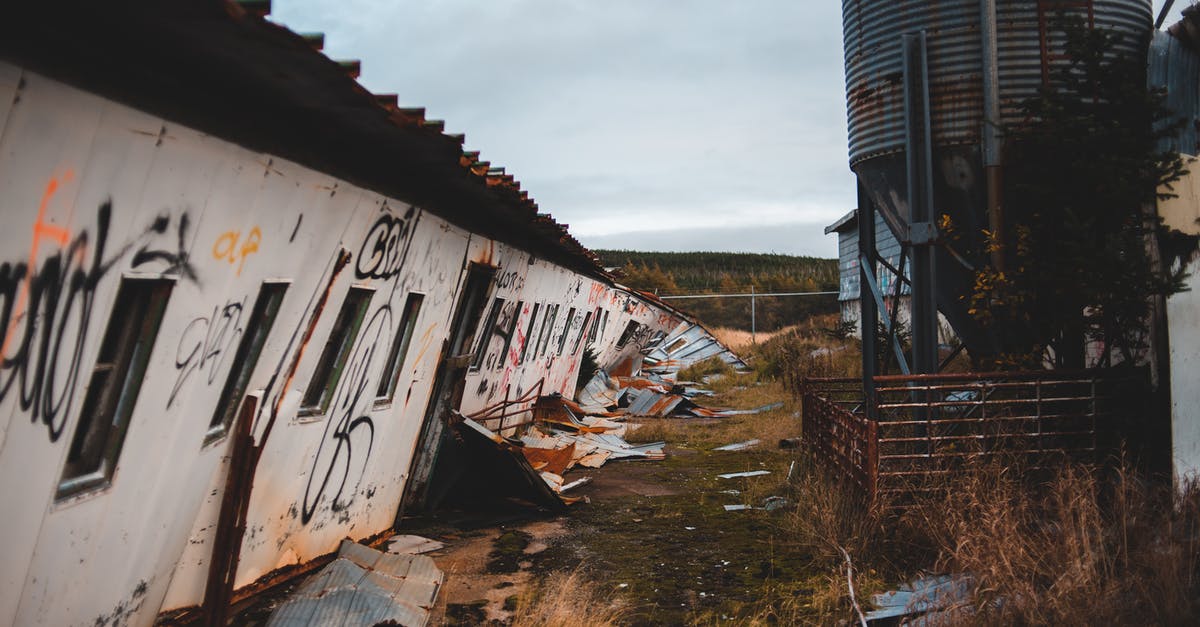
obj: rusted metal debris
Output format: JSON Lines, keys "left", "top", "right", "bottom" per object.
{"left": 266, "top": 540, "right": 443, "bottom": 627}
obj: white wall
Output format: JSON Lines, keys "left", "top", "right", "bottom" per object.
{"left": 1161, "top": 156, "right": 1200, "bottom": 484}
{"left": 0, "top": 64, "right": 684, "bottom": 625}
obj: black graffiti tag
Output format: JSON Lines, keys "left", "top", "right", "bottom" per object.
{"left": 0, "top": 201, "right": 196, "bottom": 441}
{"left": 301, "top": 306, "right": 391, "bottom": 523}
{"left": 169, "top": 300, "right": 244, "bottom": 407}
{"left": 355, "top": 206, "right": 416, "bottom": 280}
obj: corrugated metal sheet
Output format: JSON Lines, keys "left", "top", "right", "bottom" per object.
{"left": 642, "top": 324, "right": 748, "bottom": 373}
{"left": 625, "top": 390, "right": 689, "bottom": 417}
{"left": 1149, "top": 29, "right": 1200, "bottom": 155}
{"left": 844, "top": 1, "right": 1153, "bottom": 165}
{"left": 267, "top": 540, "right": 442, "bottom": 627}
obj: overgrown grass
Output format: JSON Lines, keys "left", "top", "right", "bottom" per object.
{"left": 770, "top": 452, "right": 1200, "bottom": 625}
{"left": 510, "top": 569, "right": 627, "bottom": 627}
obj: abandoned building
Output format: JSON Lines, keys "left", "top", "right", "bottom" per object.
{"left": 0, "top": 3, "right": 742, "bottom": 624}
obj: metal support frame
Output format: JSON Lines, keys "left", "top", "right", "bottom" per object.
{"left": 903, "top": 31, "right": 939, "bottom": 378}
{"left": 858, "top": 183, "right": 879, "bottom": 419}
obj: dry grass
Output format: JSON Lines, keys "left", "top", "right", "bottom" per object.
{"left": 509, "top": 569, "right": 627, "bottom": 627}
{"left": 762, "top": 449, "right": 1200, "bottom": 625}
{"left": 900, "top": 461, "right": 1200, "bottom": 625}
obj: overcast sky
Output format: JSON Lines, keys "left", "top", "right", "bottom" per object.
{"left": 272, "top": 1, "right": 1193, "bottom": 259}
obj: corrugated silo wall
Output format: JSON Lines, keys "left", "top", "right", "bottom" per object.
{"left": 0, "top": 62, "right": 684, "bottom": 625}
{"left": 842, "top": 0, "right": 1151, "bottom": 358}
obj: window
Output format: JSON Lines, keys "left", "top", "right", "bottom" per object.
{"left": 665, "top": 337, "right": 689, "bottom": 354}
{"left": 599, "top": 310, "right": 609, "bottom": 342}
{"left": 498, "top": 301, "right": 523, "bottom": 368}
{"left": 472, "top": 297, "right": 505, "bottom": 370}
{"left": 537, "top": 304, "right": 558, "bottom": 357}
{"left": 59, "top": 278, "right": 173, "bottom": 498}
{"left": 301, "top": 287, "right": 373, "bottom": 416}
{"left": 572, "top": 311, "right": 593, "bottom": 355}
{"left": 616, "top": 320, "right": 641, "bottom": 349}
{"left": 206, "top": 282, "right": 288, "bottom": 444}
{"left": 557, "top": 307, "right": 576, "bottom": 355}
{"left": 585, "top": 306, "right": 602, "bottom": 346}
{"left": 519, "top": 303, "right": 540, "bottom": 364}
{"left": 375, "top": 292, "right": 423, "bottom": 405}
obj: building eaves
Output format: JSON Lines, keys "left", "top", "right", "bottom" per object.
{"left": 824, "top": 208, "right": 859, "bottom": 234}
{"left": 0, "top": 0, "right": 606, "bottom": 280}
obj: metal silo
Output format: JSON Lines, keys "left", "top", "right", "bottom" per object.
{"left": 841, "top": 0, "right": 1152, "bottom": 382}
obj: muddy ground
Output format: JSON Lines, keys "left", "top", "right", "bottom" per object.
{"left": 402, "top": 380, "right": 826, "bottom": 625}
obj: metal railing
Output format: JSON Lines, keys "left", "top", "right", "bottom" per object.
{"left": 800, "top": 369, "right": 1145, "bottom": 502}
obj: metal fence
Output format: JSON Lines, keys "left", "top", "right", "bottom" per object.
{"left": 800, "top": 370, "right": 1146, "bottom": 502}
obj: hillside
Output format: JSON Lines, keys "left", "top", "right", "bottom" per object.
{"left": 594, "top": 250, "right": 840, "bottom": 332}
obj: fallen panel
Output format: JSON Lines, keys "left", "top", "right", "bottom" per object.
{"left": 267, "top": 540, "right": 443, "bottom": 627}
{"left": 577, "top": 369, "right": 624, "bottom": 410}
{"left": 625, "top": 390, "right": 690, "bottom": 417}
{"left": 386, "top": 535, "right": 445, "bottom": 555}
{"left": 717, "top": 470, "right": 771, "bottom": 479}
{"left": 713, "top": 439, "right": 762, "bottom": 452}
{"left": 865, "top": 574, "right": 973, "bottom": 624}
{"left": 455, "top": 417, "right": 573, "bottom": 509}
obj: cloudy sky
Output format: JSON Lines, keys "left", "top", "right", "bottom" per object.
{"left": 272, "top": 1, "right": 1192, "bottom": 259}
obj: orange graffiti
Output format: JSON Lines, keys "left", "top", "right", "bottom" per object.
{"left": 212, "top": 226, "right": 261, "bottom": 276}
{"left": 3, "top": 171, "right": 75, "bottom": 355}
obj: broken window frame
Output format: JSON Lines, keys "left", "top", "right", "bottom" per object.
{"left": 585, "top": 306, "right": 602, "bottom": 347}
{"left": 471, "top": 297, "right": 505, "bottom": 371}
{"left": 300, "top": 287, "right": 375, "bottom": 417}
{"left": 557, "top": 307, "right": 576, "bottom": 355}
{"left": 615, "top": 320, "right": 641, "bottom": 349}
{"left": 537, "top": 304, "right": 558, "bottom": 357}
{"left": 572, "top": 311, "right": 593, "bottom": 355}
{"left": 375, "top": 292, "right": 424, "bottom": 407}
{"left": 205, "top": 281, "right": 289, "bottom": 445}
{"left": 497, "top": 300, "right": 523, "bottom": 369}
{"left": 58, "top": 277, "right": 174, "bottom": 499}
{"left": 519, "top": 302, "right": 541, "bottom": 365}
{"left": 664, "top": 337, "right": 689, "bottom": 354}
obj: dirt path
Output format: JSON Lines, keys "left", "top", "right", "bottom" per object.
{"left": 406, "top": 379, "right": 815, "bottom": 625}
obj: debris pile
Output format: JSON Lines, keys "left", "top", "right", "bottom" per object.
{"left": 448, "top": 320, "right": 757, "bottom": 507}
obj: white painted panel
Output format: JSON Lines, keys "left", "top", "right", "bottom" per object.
{"left": 1170, "top": 261, "right": 1200, "bottom": 483}
{"left": 0, "top": 62, "right": 22, "bottom": 149}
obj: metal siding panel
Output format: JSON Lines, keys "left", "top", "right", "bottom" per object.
{"left": 845, "top": 0, "right": 1152, "bottom": 164}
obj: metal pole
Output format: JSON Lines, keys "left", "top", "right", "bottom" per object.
{"left": 751, "top": 285, "right": 756, "bottom": 344}
{"left": 981, "top": 0, "right": 1005, "bottom": 271}
{"left": 858, "top": 187, "right": 878, "bottom": 420}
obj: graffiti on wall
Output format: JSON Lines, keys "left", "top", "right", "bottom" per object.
{"left": 0, "top": 182, "right": 197, "bottom": 441}
{"left": 212, "top": 226, "right": 261, "bottom": 276}
{"left": 169, "top": 299, "right": 245, "bottom": 407}
{"left": 355, "top": 206, "right": 417, "bottom": 281}
{"left": 301, "top": 305, "right": 391, "bottom": 523}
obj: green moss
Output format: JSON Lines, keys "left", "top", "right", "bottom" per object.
{"left": 486, "top": 530, "right": 532, "bottom": 574}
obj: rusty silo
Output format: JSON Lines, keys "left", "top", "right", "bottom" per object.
{"left": 841, "top": 0, "right": 1152, "bottom": 385}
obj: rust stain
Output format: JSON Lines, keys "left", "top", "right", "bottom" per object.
{"left": 270, "top": 249, "right": 351, "bottom": 422}
{"left": 410, "top": 322, "right": 439, "bottom": 369}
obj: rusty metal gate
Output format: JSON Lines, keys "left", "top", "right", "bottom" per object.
{"left": 800, "top": 370, "right": 1145, "bottom": 502}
